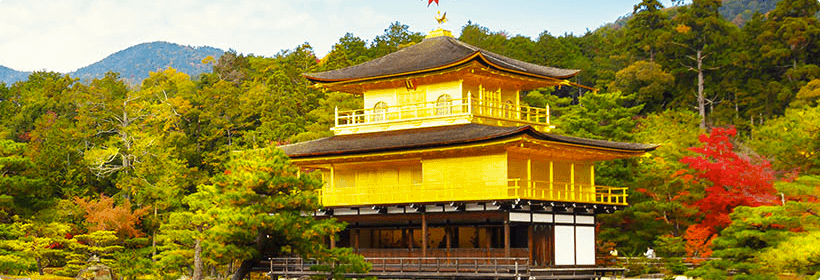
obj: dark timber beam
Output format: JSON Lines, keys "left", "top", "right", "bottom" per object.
{"left": 422, "top": 213, "right": 428, "bottom": 257}
{"left": 504, "top": 214, "right": 510, "bottom": 258}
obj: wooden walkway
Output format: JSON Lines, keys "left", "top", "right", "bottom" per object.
{"left": 265, "top": 258, "right": 626, "bottom": 280}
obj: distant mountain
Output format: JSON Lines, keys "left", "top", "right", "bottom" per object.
{"left": 0, "top": 41, "right": 224, "bottom": 85}
{"left": 70, "top": 41, "right": 224, "bottom": 84}
{"left": 0, "top": 65, "right": 30, "bottom": 85}
{"left": 720, "top": 0, "right": 780, "bottom": 26}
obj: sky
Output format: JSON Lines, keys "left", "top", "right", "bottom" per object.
{"left": 0, "top": 0, "right": 649, "bottom": 73}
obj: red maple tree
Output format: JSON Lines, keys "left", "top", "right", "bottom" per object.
{"left": 683, "top": 224, "right": 716, "bottom": 264}
{"left": 680, "top": 127, "right": 777, "bottom": 232}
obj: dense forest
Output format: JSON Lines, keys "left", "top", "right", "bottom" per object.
{"left": 1, "top": 0, "right": 820, "bottom": 279}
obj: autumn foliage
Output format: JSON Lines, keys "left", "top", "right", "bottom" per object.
{"left": 681, "top": 127, "right": 778, "bottom": 232}
{"left": 74, "top": 195, "right": 148, "bottom": 239}
{"left": 683, "top": 224, "right": 715, "bottom": 264}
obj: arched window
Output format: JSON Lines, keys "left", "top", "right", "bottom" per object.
{"left": 372, "top": 101, "right": 388, "bottom": 122}
{"left": 435, "top": 94, "right": 452, "bottom": 115}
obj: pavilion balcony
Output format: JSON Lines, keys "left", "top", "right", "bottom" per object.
{"left": 319, "top": 179, "right": 627, "bottom": 207}
{"left": 332, "top": 96, "right": 552, "bottom": 135}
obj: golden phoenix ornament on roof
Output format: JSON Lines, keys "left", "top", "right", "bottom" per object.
{"left": 435, "top": 11, "right": 447, "bottom": 25}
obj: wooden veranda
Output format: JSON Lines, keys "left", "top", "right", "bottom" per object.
{"left": 264, "top": 257, "right": 626, "bottom": 280}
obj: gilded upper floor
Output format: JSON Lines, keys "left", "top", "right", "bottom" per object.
{"left": 303, "top": 35, "right": 586, "bottom": 135}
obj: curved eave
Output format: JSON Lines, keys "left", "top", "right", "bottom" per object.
{"left": 287, "top": 125, "right": 530, "bottom": 160}
{"left": 303, "top": 51, "right": 580, "bottom": 89}
{"left": 282, "top": 125, "right": 658, "bottom": 163}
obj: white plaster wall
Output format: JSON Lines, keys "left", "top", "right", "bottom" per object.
{"left": 576, "top": 226, "right": 596, "bottom": 265}
{"left": 554, "top": 225, "right": 576, "bottom": 266}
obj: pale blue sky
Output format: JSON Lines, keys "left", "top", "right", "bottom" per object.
{"left": 0, "top": 0, "right": 665, "bottom": 73}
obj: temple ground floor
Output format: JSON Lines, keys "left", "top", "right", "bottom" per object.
{"left": 322, "top": 201, "right": 607, "bottom": 267}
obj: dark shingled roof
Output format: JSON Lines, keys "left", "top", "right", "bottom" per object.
{"left": 280, "top": 124, "right": 657, "bottom": 159}
{"left": 303, "top": 36, "right": 580, "bottom": 82}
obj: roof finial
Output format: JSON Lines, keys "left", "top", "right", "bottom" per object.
{"left": 427, "top": 10, "right": 453, "bottom": 38}
{"left": 435, "top": 11, "right": 447, "bottom": 26}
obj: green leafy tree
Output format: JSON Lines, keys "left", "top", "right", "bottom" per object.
{"left": 292, "top": 91, "right": 362, "bottom": 143}
{"left": 111, "top": 238, "right": 153, "bottom": 280}
{"left": 759, "top": 0, "right": 820, "bottom": 71}
{"left": 611, "top": 60, "right": 675, "bottom": 113}
{"left": 626, "top": 0, "right": 670, "bottom": 61}
{"left": 0, "top": 221, "right": 72, "bottom": 275}
{"left": 155, "top": 211, "right": 209, "bottom": 279}
{"left": 665, "top": 0, "right": 738, "bottom": 129}
{"left": 0, "top": 140, "right": 47, "bottom": 220}
{"left": 751, "top": 105, "right": 820, "bottom": 173}
{"left": 1, "top": 72, "right": 80, "bottom": 142}
{"left": 369, "top": 22, "right": 424, "bottom": 58}
{"left": 758, "top": 231, "right": 820, "bottom": 275}
{"left": 794, "top": 78, "right": 820, "bottom": 106}
{"left": 178, "top": 147, "right": 367, "bottom": 280}
{"left": 0, "top": 222, "right": 35, "bottom": 274}
{"left": 319, "top": 33, "right": 371, "bottom": 71}
{"left": 63, "top": 230, "right": 123, "bottom": 275}
{"left": 554, "top": 91, "right": 643, "bottom": 141}
{"left": 599, "top": 110, "right": 702, "bottom": 255}
{"left": 459, "top": 22, "right": 510, "bottom": 55}
{"left": 310, "top": 247, "right": 371, "bottom": 280}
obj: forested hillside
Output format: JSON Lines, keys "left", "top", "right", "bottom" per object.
{"left": 0, "top": 42, "right": 223, "bottom": 85}
{"left": 720, "top": 0, "right": 820, "bottom": 25}
{"left": 70, "top": 41, "right": 224, "bottom": 84}
{"left": 0, "top": 66, "right": 29, "bottom": 85}
{"left": 1, "top": 0, "right": 819, "bottom": 279}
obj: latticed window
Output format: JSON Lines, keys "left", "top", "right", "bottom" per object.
{"left": 435, "top": 94, "right": 452, "bottom": 115}
{"left": 372, "top": 101, "right": 388, "bottom": 121}
{"left": 504, "top": 100, "right": 513, "bottom": 118}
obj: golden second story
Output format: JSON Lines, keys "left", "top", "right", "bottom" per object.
{"left": 303, "top": 35, "right": 587, "bottom": 136}
{"left": 334, "top": 78, "right": 552, "bottom": 135}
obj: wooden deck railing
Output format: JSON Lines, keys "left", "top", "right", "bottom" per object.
{"left": 366, "top": 257, "right": 529, "bottom": 275}
{"left": 268, "top": 257, "right": 625, "bottom": 279}
{"left": 334, "top": 96, "right": 550, "bottom": 130}
{"left": 269, "top": 257, "right": 529, "bottom": 277}
{"left": 320, "top": 178, "right": 628, "bottom": 207}
{"left": 356, "top": 248, "right": 529, "bottom": 259}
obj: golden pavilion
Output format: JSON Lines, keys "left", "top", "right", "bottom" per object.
{"left": 280, "top": 27, "right": 656, "bottom": 268}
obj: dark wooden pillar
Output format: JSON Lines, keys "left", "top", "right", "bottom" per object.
{"left": 408, "top": 228, "right": 414, "bottom": 249}
{"left": 504, "top": 216, "right": 511, "bottom": 258}
{"left": 330, "top": 235, "right": 335, "bottom": 249}
{"left": 528, "top": 224, "right": 534, "bottom": 263}
{"left": 445, "top": 227, "right": 452, "bottom": 257}
{"left": 375, "top": 229, "right": 380, "bottom": 248}
{"left": 353, "top": 229, "right": 360, "bottom": 253}
{"left": 484, "top": 227, "right": 491, "bottom": 258}
{"left": 422, "top": 213, "right": 428, "bottom": 257}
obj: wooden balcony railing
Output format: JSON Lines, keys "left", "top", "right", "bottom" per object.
{"left": 269, "top": 257, "right": 529, "bottom": 278}
{"left": 334, "top": 96, "right": 550, "bottom": 131}
{"left": 320, "top": 179, "right": 627, "bottom": 207}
